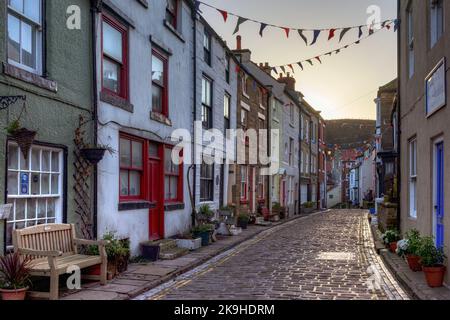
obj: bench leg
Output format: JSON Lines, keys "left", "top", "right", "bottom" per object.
{"left": 49, "top": 273, "right": 59, "bottom": 300}
{"left": 100, "top": 261, "right": 107, "bottom": 285}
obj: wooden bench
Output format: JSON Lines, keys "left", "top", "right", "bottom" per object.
{"left": 13, "top": 224, "right": 108, "bottom": 300}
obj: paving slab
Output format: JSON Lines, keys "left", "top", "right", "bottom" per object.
{"left": 134, "top": 266, "right": 177, "bottom": 276}
{"left": 61, "top": 289, "right": 128, "bottom": 300}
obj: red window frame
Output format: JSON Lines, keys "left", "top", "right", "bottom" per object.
{"left": 240, "top": 166, "right": 248, "bottom": 202}
{"left": 101, "top": 13, "right": 129, "bottom": 100}
{"left": 152, "top": 49, "right": 169, "bottom": 116}
{"left": 164, "top": 146, "right": 183, "bottom": 203}
{"left": 119, "top": 133, "right": 146, "bottom": 202}
{"left": 166, "top": 0, "right": 178, "bottom": 29}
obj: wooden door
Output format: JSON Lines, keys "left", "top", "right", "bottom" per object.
{"left": 148, "top": 159, "right": 163, "bottom": 240}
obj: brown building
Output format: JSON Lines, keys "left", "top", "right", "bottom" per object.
{"left": 231, "top": 36, "right": 270, "bottom": 216}
{"left": 398, "top": 0, "right": 449, "bottom": 280}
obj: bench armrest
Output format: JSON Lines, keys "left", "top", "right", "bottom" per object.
{"left": 73, "top": 239, "right": 110, "bottom": 246}
{"left": 18, "top": 248, "right": 63, "bottom": 257}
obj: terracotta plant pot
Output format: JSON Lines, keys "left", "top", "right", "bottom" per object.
{"left": 389, "top": 242, "right": 398, "bottom": 253}
{"left": 0, "top": 287, "right": 28, "bottom": 300}
{"left": 423, "top": 266, "right": 446, "bottom": 288}
{"left": 406, "top": 255, "right": 422, "bottom": 272}
{"left": 84, "top": 264, "right": 101, "bottom": 276}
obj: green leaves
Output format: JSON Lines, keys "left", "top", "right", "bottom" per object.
{"left": 0, "top": 252, "right": 31, "bottom": 290}
{"left": 417, "top": 236, "right": 446, "bottom": 267}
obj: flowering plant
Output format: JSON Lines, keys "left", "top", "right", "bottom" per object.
{"left": 381, "top": 229, "right": 400, "bottom": 245}
{"left": 396, "top": 239, "right": 409, "bottom": 257}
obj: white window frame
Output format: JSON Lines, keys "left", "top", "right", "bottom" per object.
{"left": 407, "top": 4, "right": 415, "bottom": 78}
{"left": 409, "top": 138, "right": 417, "bottom": 218}
{"left": 430, "top": 0, "right": 444, "bottom": 48}
{"left": 6, "top": 142, "right": 64, "bottom": 245}
{"left": 7, "top": 0, "right": 43, "bottom": 75}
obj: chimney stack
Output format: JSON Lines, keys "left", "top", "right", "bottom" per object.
{"left": 258, "top": 62, "right": 272, "bottom": 75}
{"left": 278, "top": 72, "right": 296, "bottom": 91}
{"left": 236, "top": 35, "right": 242, "bottom": 50}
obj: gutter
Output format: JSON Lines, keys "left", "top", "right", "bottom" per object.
{"left": 191, "top": 6, "right": 198, "bottom": 227}
{"left": 396, "top": 0, "right": 402, "bottom": 230}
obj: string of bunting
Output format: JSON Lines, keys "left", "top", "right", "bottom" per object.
{"left": 195, "top": 0, "right": 399, "bottom": 46}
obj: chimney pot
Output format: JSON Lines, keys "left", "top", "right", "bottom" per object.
{"left": 236, "top": 35, "right": 242, "bottom": 50}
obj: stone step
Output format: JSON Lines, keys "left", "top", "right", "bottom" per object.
{"left": 159, "top": 247, "right": 189, "bottom": 260}
{"left": 154, "top": 239, "right": 178, "bottom": 252}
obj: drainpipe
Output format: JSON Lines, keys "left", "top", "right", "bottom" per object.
{"left": 298, "top": 103, "right": 302, "bottom": 215}
{"left": 191, "top": 6, "right": 198, "bottom": 227}
{"left": 396, "top": 0, "right": 402, "bottom": 231}
{"left": 91, "top": 0, "right": 100, "bottom": 239}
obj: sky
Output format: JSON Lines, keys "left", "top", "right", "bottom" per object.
{"left": 201, "top": 0, "right": 398, "bottom": 120}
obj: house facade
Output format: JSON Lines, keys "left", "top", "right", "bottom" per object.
{"left": 398, "top": 0, "right": 449, "bottom": 281}
{"left": 1, "top": 0, "right": 95, "bottom": 254}
{"left": 318, "top": 115, "right": 327, "bottom": 209}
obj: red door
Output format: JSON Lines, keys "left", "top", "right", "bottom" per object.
{"left": 148, "top": 159, "right": 163, "bottom": 240}
{"left": 249, "top": 167, "right": 254, "bottom": 213}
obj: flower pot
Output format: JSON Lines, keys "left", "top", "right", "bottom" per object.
{"left": 423, "top": 266, "right": 446, "bottom": 288}
{"left": 84, "top": 264, "right": 101, "bottom": 276}
{"left": 194, "top": 232, "right": 210, "bottom": 246}
{"left": 237, "top": 220, "right": 248, "bottom": 230}
{"left": 389, "top": 242, "right": 398, "bottom": 253}
{"left": 406, "top": 255, "right": 422, "bottom": 272}
{"left": 0, "top": 287, "right": 28, "bottom": 301}
{"left": 80, "top": 148, "right": 107, "bottom": 165}
{"left": 141, "top": 243, "right": 160, "bottom": 261}
{"left": 176, "top": 238, "right": 202, "bottom": 251}
{"left": 11, "top": 128, "right": 36, "bottom": 159}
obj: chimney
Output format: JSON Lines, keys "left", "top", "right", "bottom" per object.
{"left": 278, "top": 72, "right": 296, "bottom": 91}
{"left": 236, "top": 35, "right": 242, "bottom": 50}
{"left": 259, "top": 62, "right": 272, "bottom": 75}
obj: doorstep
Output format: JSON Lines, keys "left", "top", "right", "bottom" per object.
{"left": 370, "top": 221, "right": 450, "bottom": 300}
{"left": 60, "top": 212, "right": 315, "bottom": 301}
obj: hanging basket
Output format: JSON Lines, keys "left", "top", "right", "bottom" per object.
{"left": 11, "top": 128, "right": 37, "bottom": 159}
{"left": 80, "top": 147, "right": 107, "bottom": 165}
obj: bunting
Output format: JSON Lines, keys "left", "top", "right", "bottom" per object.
{"left": 233, "top": 17, "right": 248, "bottom": 35}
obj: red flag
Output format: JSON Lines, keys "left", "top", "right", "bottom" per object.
{"left": 235, "top": 65, "right": 240, "bottom": 73}
{"left": 283, "top": 27, "right": 290, "bottom": 38}
{"left": 288, "top": 64, "right": 295, "bottom": 73}
{"left": 386, "top": 24, "right": 391, "bottom": 30}
{"left": 315, "top": 56, "right": 322, "bottom": 64}
{"left": 328, "top": 29, "right": 336, "bottom": 40}
{"left": 218, "top": 9, "right": 228, "bottom": 22}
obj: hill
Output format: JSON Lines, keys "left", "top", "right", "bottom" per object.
{"left": 325, "top": 119, "right": 376, "bottom": 149}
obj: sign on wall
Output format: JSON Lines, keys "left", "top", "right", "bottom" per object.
{"left": 426, "top": 58, "right": 447, "bottom": 116}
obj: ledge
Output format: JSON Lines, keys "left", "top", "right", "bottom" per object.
{"left": 150, "top": 111, "right": 172, "bottom": 126}
{"left": 135, "top": 0, "right": 148, "bottom": 8}
{"left": 118, "top": 201, "right": 153, "bottom": 211}
{"left": 3, "top": 63, "right": 57, "bottom": 92}
{"left": 100, "top": 91, "right": 134, "bottom": 113}
{"left": 164, "top": 203, "right": 185, "bottom": 212}
{"left": 163, "top": 20, "right": 185, "bottom": 43}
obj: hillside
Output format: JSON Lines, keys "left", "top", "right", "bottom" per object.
{"left": 325, "top": 119, "right": 376, "bottom": 149}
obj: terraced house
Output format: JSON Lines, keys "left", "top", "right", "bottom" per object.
{"left": 0, "top": 0, "right": 95, "bottom": 255}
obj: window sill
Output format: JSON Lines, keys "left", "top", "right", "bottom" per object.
{"left": 118, "top": 201, "right": 152, "bottom": 211}
{"left": 150, "top": 111, "right": 172, "bottom": 126}
{"left": 3, "top": 63, "right": 57, "bottom": 92}
{"left": 100, "top": 91, "right": 134, "bottom": 113}
{"left": 164, "top": 20, "right": 185, "bottom": 43}
{"left": 164, "top": 202, "right": 185, "bottom": 212}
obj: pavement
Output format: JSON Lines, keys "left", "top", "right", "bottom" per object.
{"left": 135, "top": 209, "right": 409, "bottom": 300}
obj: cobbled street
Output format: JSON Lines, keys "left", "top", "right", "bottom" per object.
{"left": 136, "top": 210, "right": 410, "bottom": 300}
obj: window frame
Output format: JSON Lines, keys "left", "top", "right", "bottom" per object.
{"left": 407, "top": 3, "right": 415, "bottom": 78}
{"left": 119, "top": 133, "right": 145, "bottom": 202}
{"left": 101, "top": 12, "right": 129, "bottom": 100}
{"left": 409, "top": 138, "right": 418, "bottom": 218}
{"left": 224, "top": 93, "right": 231, "bottom": 132}
{"left": 256, "top": 168, "right": 265, "bottom": 201}
{"left": 200, "top": 160, "right": 214, "bottom": 203}
{"left": 225, "top": 54, "right": 231, "bottom": 83}
{"left": 203, "top": 29, "right": 212, "bottom": 66}
{"left": 7, "top": 0, "right": 43, "bottom": 75}
{"left": 152, "top": 49, "right": 169, "bottom": 116}
{"left": 430, "top": 0, "right": 444, "bottom": 48}
{"left": 201, "top": 76, "right": 213, "bottom": 129}
{"left": 164, "top": 146, "right": 183, "bottom": 203}
{"left": 166, "top": 0, "right": 179, "bottom": 30}
{"left": 289, "top": 138, "right": 294, "bottom": 166}
{"left": 240, "top": 166, "right": 248, "bottom": 202}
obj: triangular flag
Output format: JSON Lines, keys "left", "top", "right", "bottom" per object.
{"left": 194, "top": 1, "right": 202, "bottom": 13}
{"left": 386, "top": 23, "right": 391, "bottom": 30}
{"left": 358, "top": 26, "right": 363, "bottom": 38}
{"left": 259, "top": 23, "right": 268, "bottom": 37}
{"left": 272, "top": 67, "right": 278, "bottom": 75}
{"left": 218, "top": 9, "right": 228, "bottom": 22}
{"left": 339, "top": 28, "right": 351, "bottom": 42}
{"left": 297, "top": 30, "right": 308, "bottom": 45}
{"left": 297, "top": 62, "right": 304, "bottom": 70}
{"left": 394, "top": 19, "right": 400, "bottom": 32}
{"left": 344, "top": 45, "right": 349, "bottom": 49}
{"left": 335, "top": 49, "right": 341, "bottom": 54}
{"left": 235, "top": 65, "right": 240, "bottom": 73}
{"left": 368, "top": 23, "right": 374, "bottom": 36}
{"left": 310, "top": 30, "right": 321, "bottom": 45}
{"left": 233, "top": 17, "right": 248, "bottom": 35}
{"left": 280, "top": 66, "right": 286, "bottom": 74}
{"left": 288, "top": 64, "right": 295, "bottom": 73}
{"left": 355, "top": 40, "right": 360, "bottom": 44}
{"left": 283, "top": 27, "right": 290, "bottom": 38}
{"left": 325, "top": 52, "right": 332, "bottom": 56}
{"left": 328, "top": 29, "right": 336, "bottom": 40}
{"left": 315, "top": 56, "right": 322, "bottom": 64}
{"left": 306, "top": 59, "right": 313, "bottom": 66}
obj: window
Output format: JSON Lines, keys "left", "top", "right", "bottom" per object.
{"left": 166, "top": 0, "right": 178, "bottom": 29}
{"left": 224, "top": 94, "right": 231, "bottom": 133}
{"left": 225, "top": 54, "right": 230, "bottom": 83}
{"left": 120, "top": 135, "right": 144, "bottom": 200}
{"left": 7, "top": 0, "right": 42, "bottom": 74}
{"left": 431, "top": 0, "right": 444, "bottom": 47}
{"left": 289, "top": 103, "right": 295, "bottom": 124}
{"left": 241, "top": 108, "right": 248, "bottom": 129}
{"left": 203, "top": 30, "right": 211, "bottom": 66}
{"left": 407, "top": 4, "right": 414, "bottom": 78}
{"left": 242, "top": 75, "right": 249, "bottom": 97}
{"left": 259, "top": 88, "right": 264, "bottom": 107}
{"left": 289, "top": 138, "right": 294, "bottom": 166}
{"left": 164, "top": 147, "right": 182, "bottom": 202}
{"left": 6, "top": 143, "right": 63, "bottom": 246}
{"left": 102, "top": 13, "right": 128, "bottom": 99}
{"left": 409, "top": 138, "right": 417, "bottom": 218}
{"left": 240, "top": 166, "right": 248, "bottom": 200}
{"left": 202, "top": 76, "right": 213, "bottom": 129}
{"left": 152, "top": 50, "right": 168, "bottom": 115}
{"left": 200, "top": 161, "right": 214, "bottom": 202}
{"left": 257, "top": 169, "right": 264, "bottom": 200}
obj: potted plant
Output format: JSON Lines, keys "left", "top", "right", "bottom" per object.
{"left": 176, "top": 233, "right": 202, "bottom": 251}
{"left": 417, "top": 237, "right": 447, "bottom": 288}
{"left": 0, "top": 252, "right": 31, "bottom": 300}
{"left": 192, "top": 224, "right": 213, "bottom": 246}
{"left": 381, "top": 229, "right": 400, "bottom": 253}
{"left": 6, "top": 119, "right": 37, "bottom": 160}
{"left": 237, "top": 213, "right": 250, "bottom": 229}
{"left": 403, "top": 229, "right": 423, "bottom": 272}
{"left": 197, "top": 204, "right": 214, "bottom": 224}
{"left": 80, "top": 144, "right": 116, "bottom": 165}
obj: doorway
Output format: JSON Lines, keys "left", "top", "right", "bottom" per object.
{"left": 434, "top": 141, "right": 444, "bottom": 248}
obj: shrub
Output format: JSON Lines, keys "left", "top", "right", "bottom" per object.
{"left": 0, "top": 252, "right": 31, "bottom": 290}
{"left": 417, "top": 237, "right": 446, "bottom": 267}
{"left": 381, "top": 229, "right": 400, "bottom": 245}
